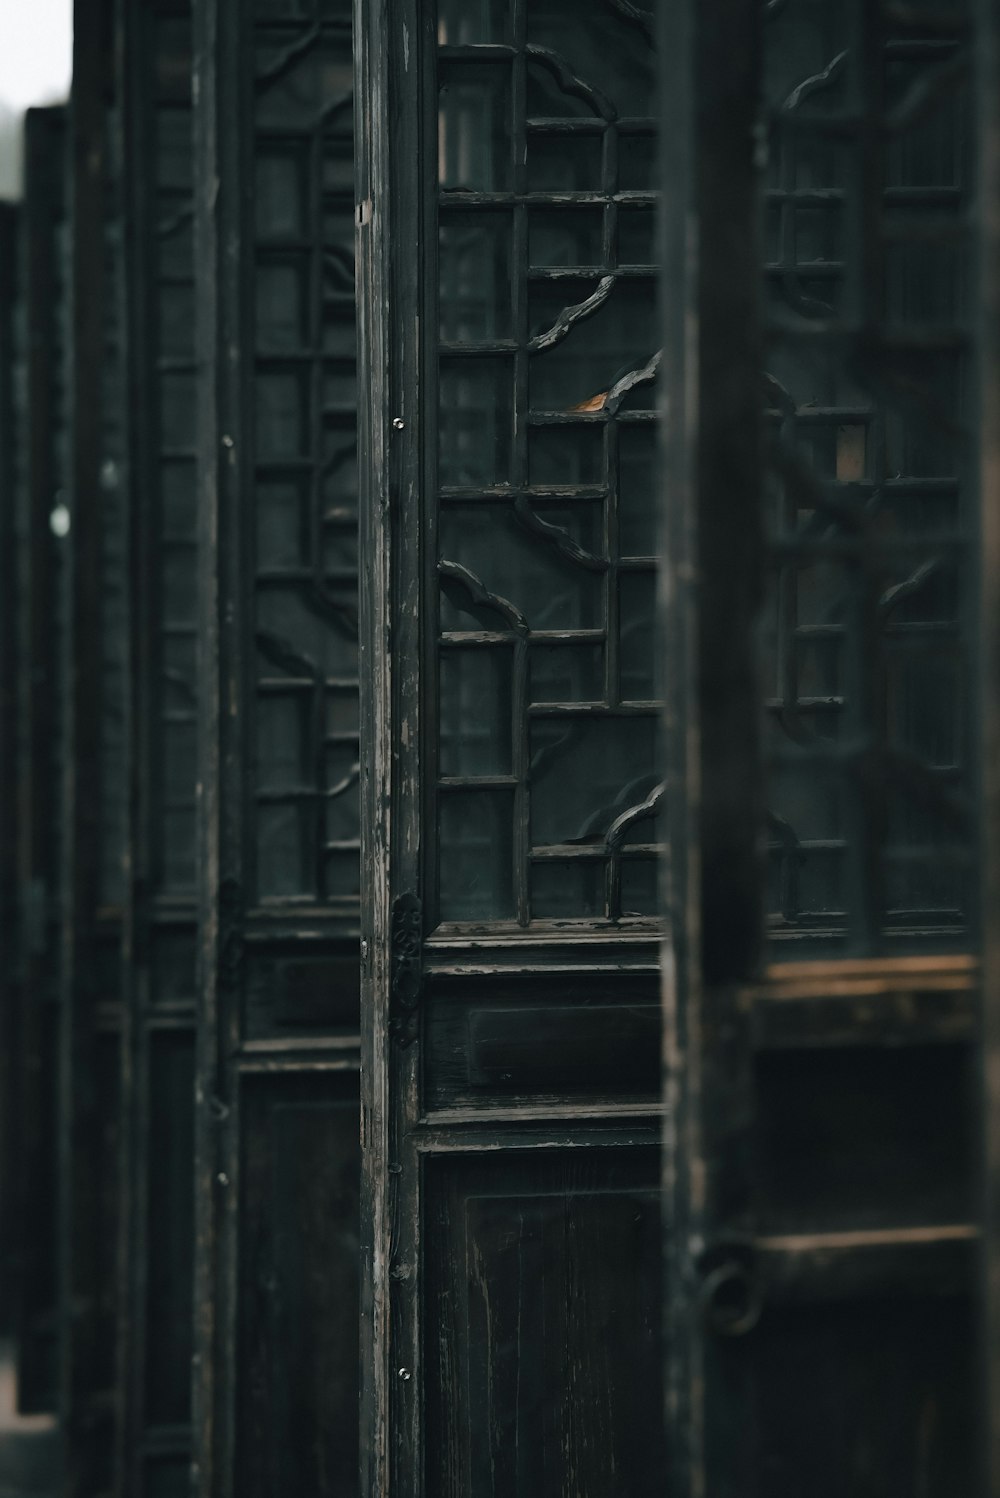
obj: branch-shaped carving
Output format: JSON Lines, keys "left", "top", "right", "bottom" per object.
{"left": 604, "top": 348, "right": 661, "bottom": 413}
{"left": 438, "top": 559, "right": 530, "bottom": 634}
{"left": 158, "top": 204, "right": 194, "bottom": 241}
{"left": 779, "top": 273, "right": 835, "bottom": 321}
{"left": 763, "top": 370, "right": 796, "bottom": 418}
{"left": 529, "top": 276, "right": 616, "bottom": 354}
{"left": 255, "top": 22, "right": 321, "bottom": 86}
{"left": 601, "top": 0, "right": 655, "bottom": 47}
{"left": 606, "top": 780, "right": 664, "bottom": 850}
{"left": 887, "top": 51, "right": 968, "bottom": 134}
{"left": 769, "top": 431, "right": 871, "bottom": 535}
{"left": 782, "top": 50, "right": 848, "bottom": 113}
{"left": 526, "top": 44, "right": 618, "bottom": 122}
{"left": 324, "top": 245, "right": 355, "bottom": 293}
{"left": 311, "top": 583, "right": 358, "bottom": 639}
{"left": 326, "top": 763, "right": 360, "bottom": 799}
{"left": 770, "top": 697, "right": 823, "bottom": 750}
{"left": 879, "top": 558, "right": 940, "bottom": 620}
{"left": 528, "top": 724, "right": 585, "bottom": 789}
{"left": 257, "top": 630, "right": 317, "bottom": 679}
{"left": 163, "top": 667, "right": 197, "bottom": 708}
{"left": 322, "top": 439, "right": 358, "bottom": 481}
{"left": 513, "top": 497, "right": 607, "bottom": 572}
{"left": 320, "top": 89, "right": 354, "bottom": 126}
{"left": 568, "top": 771, "right": 661, "bottom": 843}
{"left": 767, "top": 808, "right": 803, "bottom": 857}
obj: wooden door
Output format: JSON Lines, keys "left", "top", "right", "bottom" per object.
{"left": 116, "top": 3, "right": 199, "bottom": 1493}
{"left": 0, "top": 201, "right": 17, "bottom": 1359}
{"left": 192, "top": 1, "right": 362, "bottom": 1492}
{"left": 356, "top": 2, "right": 665, "bottom": 1492}
{"left": 61, "top": 5, "right": 130, "bottom": 1489}
{"left": 662, "top": 1, "right": 988, "bottom": 1491}
{"left": 15, "top": 105, "right": 70, "bottom": 1420}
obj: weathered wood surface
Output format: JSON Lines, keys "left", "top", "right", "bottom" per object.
{"left": 194, "top": 0, "right": 362, "bottom": 1491}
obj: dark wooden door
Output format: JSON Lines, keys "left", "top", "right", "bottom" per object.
{"left": 61, "top": 5, "right": 130, "bottom": 1489}
{"left": 662, "top": 1, "right": 988, "bottom": 1491}
{"left": 0, "top": 201, "right": 17, "bottom": 1359}
{"left": 357, "top": 3, "right": 665, "bottom": 1492}
{"left": 16, "top": 105, "right": 70, "bottom": 1421}
{"left": 116, "top": 2, "right": 199, "bottom": 1492}
{"left": 192, "top": 1, "right": 362, "bottom": 1492}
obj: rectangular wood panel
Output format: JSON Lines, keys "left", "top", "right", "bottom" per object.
{"left": 237, "top": 1075, "right": 360, "bottom": 1498}
{"left": 144, "top": 1031, "right": 195, "bottom": 1428}
{"left": 425, "top": 1150, "right": 663, "bottom": 1498}
{"left": 193, "top": 0, "right": 362, "bottom": 1489}
{"left": 117, "top": 3, "right": 199, "bottom": 1489}
{"left": 424, "top": 973, "right": 660, "bottom": 1108}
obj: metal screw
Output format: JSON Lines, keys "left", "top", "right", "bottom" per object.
{"left": 398, "top": 1367, "right": 412, "bottom": 1382}
{"left": 217, "top": 1172, "right": 229, "bottom": 1187}
{"left": 392, "top": 416, "right": 405, "bottom": 430}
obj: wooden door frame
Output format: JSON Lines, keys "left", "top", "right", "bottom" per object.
{"left": 663, "top": 1, "right": 998, "bottom": 1492}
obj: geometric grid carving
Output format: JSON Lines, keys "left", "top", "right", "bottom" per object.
{"left": 252, "top": 0, "right": 359, "bottom": 907}
{"left": 152, "top": 7, "right": 199, "bottom": 897}
{"left": 763, "top": 0, "right": 972, "bottom": 952}
{"left": 435, "top": 0, "right": 661, "bottom": 925}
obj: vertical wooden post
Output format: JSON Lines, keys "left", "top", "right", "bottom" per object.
{"left": 977, "top": 2, "right": 1000, "bottom": 1490}
{"left": 661, "top": 0, "right": 764, "bottom": 1491}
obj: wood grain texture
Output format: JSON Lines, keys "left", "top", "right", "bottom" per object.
{"left": 194, "top": 4, "right": 363, "bottom": 1493}
{"left": 977, "top": 0, "right": 1000, "bottom": 1486}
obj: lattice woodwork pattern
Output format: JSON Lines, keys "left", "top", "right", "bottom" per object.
{"left": 252, "top": 0, "right": 359, "bottom": 908}
{"left": 763, "top": 0, "right": 973, "bottom": 953}
{"left": 434, "top": 0, "right": 661, "bottom": 926}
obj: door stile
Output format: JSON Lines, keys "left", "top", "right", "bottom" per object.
{"left": 61, "top": 23, "right": 107, "bottom": 1471}
{"left": 660, "top": 0, "right": 768, "bottom": 1491}
{"left": 659, "top": 0, "right": 701, "bottom": 1482}
{"left": 64, "top": 6, "right": 131, "bottom": 1487}
{"left": 197, "top": 1, "right": 364, "bottom": 1491}
{"left": 117, "top": 4, "right": 199, "bottom": 1494}
{"left": 0, "top": 202, "right": 19, "bottom": 1355}
{"left": 355, "top": 0, "right": 423, "bottom": 1487}
{"left": 977, "top": 0, "right": 1000, "bottom": 1487}
{"left": 18, "top": 104, "right": 69, "bottom": 1420}
{"left": 193, "top": 0, "right": 244, "bottom": 1483}
{"left": 353, "top": 0, "right": 392, "bottom": 1475}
